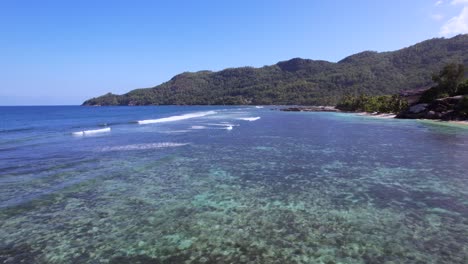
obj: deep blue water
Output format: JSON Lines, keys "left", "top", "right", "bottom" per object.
{"left": 1, "top": 106, "right": 468, "bottom": 263}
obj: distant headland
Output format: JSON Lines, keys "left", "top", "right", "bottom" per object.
{"left": 83, "top": 34, "right": 468, "bottom": 107}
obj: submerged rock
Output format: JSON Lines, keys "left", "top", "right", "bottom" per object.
{"left": 0, "top": 243, "right": 41, "bottom": 263}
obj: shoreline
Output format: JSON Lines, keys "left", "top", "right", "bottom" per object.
{"left": 279, "top": 106, "right": 468, "bottom": 126}
{"left": 354, "top": 112, "right": 468, "bottom": 126}
{"left": 351, "top": 111, "right": 468, "bottom": 126}
{"left": 450, "top": 120, "right": 468, "bottom": 125}
{"left": 419, "top": 119, "right": 468, "bottom": 127}
{"left": 355, "top": 112, "right": 397, "bottom": 119}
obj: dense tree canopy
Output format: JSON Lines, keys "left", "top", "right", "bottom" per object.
{"left": 336, "top": 94, "right": 408, "bottom": 113}
{"left": 83, "top": 35, "right": 468, "bottom": 106}
{"left": 419, "top": 63, "right": 467, "bottom": 103}
{"left": 432, "top": 63, "right": 465, "bottom": 94}
{"left": 337, "top": 62, "right": 468, "bottom": 115}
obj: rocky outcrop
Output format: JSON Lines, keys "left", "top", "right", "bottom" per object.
{"left": 399, "top": 87, "right": 431, "bottom": 105}
{"left": 396, "top": 95, "right": 467, "bottom": 120}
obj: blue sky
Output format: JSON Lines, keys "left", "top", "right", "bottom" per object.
{"left": 1, "top": 0, "right": 468, "bottom": 105}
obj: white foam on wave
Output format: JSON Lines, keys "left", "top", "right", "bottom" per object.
{"left": 72, "top": 127, "right": 111, "bottom": 136}
{"left": 191, "top": 125, "right": 207, "bottom": 130}
{"left": 138, "top": 111, "right": 217, "bottom": 125}
{"left": 100, "top": 142, "right": 189, "bottom": 151}
{"left": 189, "top": 123, "right": 238, "bottom": 131}
{"left": 160, "top": 130, "right": 191, "bottom": 134}
{"left": 237, "top": 117, "right": 261, "bottom": 121}
{"left": 255, "top": 106, "right": 264, "bottom": 108}
{"left": 206, "top": 123, "right": 234, "bottom": 126}
{"left": 205, "top": 122, "right": 239, "bottom": 129}
{"left": 218, "top": 123, "right": 235, "bottom": 130}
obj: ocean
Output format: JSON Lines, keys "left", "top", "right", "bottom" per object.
{"left": 1, "top": 106, "right": 468, "bottom": 263}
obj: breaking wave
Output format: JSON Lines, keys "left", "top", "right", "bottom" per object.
{"left": 72, "top": 127, "right": 111, "bottom": 136}
{"left": 191, "top": 126, "right": 207, "bottom": 130}
{"left": 138, "top": 111, "right": 217, "bottom": 125}
{"left": 237, "top": 117, "right": 261, "bottom": 121}
{"left": 159, "top": 130, "right": 191, "bottom": 134}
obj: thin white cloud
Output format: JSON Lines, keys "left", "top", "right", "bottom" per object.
{"left": 432, "top": 14, "right": 445, "bottom": 20}
{"left": 440, "top": 6, "right": 468, "bottom": 36}
{"left": 435, "top": 0, "right": 444, "bottom": 6}
{"left": 451, "top": 0, "right": 468, "bottom": 5}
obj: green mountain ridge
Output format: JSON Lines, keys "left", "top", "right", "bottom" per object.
{"left": 83, "top": 34, "right": 468, "bottom": 106}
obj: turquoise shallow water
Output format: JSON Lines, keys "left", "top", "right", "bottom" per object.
{"left": 1, "top": 106, "right": 468, "bottom": 263}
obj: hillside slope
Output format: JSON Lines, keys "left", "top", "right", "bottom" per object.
{"left": 83, "top": 34, "right": 468, "bottom": 106}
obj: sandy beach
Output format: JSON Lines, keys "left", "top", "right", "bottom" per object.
{"left": 449, "top": 120, "right": 468, "bottom": 126}
{"left": 356, "top": 112, "right": 397, "bottom": 119}
{"left": 355, "top": 112, "right": 468, "bottom": 126}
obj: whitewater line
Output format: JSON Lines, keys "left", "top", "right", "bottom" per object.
{"left": 137, "top": 111, "right": 217, "bottom": 125}
{"left": 72, "top": 127, "right": 111, "bottom": 136}
{"left": 237, "top": 117, "right": 261, "bottom": 121}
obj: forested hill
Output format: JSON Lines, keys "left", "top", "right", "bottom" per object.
{"left": 83, "top": 34, "right": 468, "bottom": 106}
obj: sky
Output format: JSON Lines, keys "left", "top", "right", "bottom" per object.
{"left": 1, "top": 0, "right": 468, "bottom": 105}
